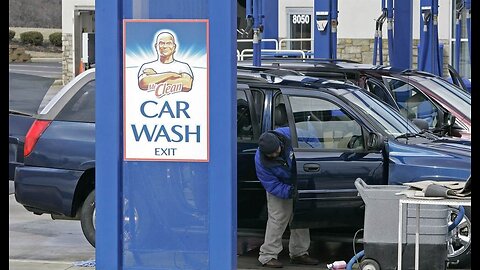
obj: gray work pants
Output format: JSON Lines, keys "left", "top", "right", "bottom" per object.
{"left": 258, "top": 191, "right": 310, "bottom": 264}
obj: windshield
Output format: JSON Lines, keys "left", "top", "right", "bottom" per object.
{"left": 411, "top": 76, "right": 471, "bottom": 120}
{"left": 334, "top": 88, "right": 421, "bottom": 137}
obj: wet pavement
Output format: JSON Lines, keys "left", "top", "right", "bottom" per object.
{"left": 10, "top": 182, "right": 359, "bottom": 270}
{"left": 9, "top": 182, "right": 469, "bottom": 269}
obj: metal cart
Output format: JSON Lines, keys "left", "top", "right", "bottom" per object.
{"left": 354, "top": 178, "right": 450, "bottom": 270}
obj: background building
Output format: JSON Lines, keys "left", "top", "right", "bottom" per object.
{"left": 61, "top": 0, "right": 470, "bottom": 84}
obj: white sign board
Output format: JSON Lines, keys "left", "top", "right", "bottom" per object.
{"left": 123, "top": 19, "right": 209, "bottom": 161}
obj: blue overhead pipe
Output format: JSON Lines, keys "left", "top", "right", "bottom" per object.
{"left": 373, "top": 6, "right": 386, "bottom": 65}
{"left": 378, "top": 27, "right": 383, "bottom": 65}
{"left": 331, "top": 0, "right": 338, "bottom": 59}
{"left": 372, "top": 0, "right": 378, "bottom": 64}
{"left": 419, "top": 5, "right": 431, "bottom": 71}
{"left": 378, "top": 9, "right": 386, "bottom": 65}
{"left": 465, "top": 0, "right": 471, "bottom": 64}
{"left": 387, "top": 0, "right": 394, "bottom": 66}
{"left": 259, "top": 0, "right": 264, "bottom": 26}
{"left": 252, "top": 0, "right": 261, "bottom": 66}
{"left": 373, "top": 21, "right": 379, "bottom": 65}
{"left": 378, "top": 0, "right": 385, "bottom": 65}
{"left": 245, "top": 0, "right": 253, "bottom": 40}
{"left": 432, "top": 0, "right": 442, "bottom": 76}
{"left": 246, "top": 0, "right": 252, "bottom": 20}
{"left": 455, "top": 10, "right": 461, "bottom": 71}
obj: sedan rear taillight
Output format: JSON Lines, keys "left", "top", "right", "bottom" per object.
{"left": 24, "top": 120, "right": 51, "bottom": 157}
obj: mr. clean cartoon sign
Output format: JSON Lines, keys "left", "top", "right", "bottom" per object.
{"left": 123, "top": 19, "right": 209, "bottom": 161}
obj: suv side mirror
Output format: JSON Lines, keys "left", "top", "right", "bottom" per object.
{"left": 367, "top": 132, "right": 384, "bottom": 151}
{"left": 447, "top": 114, "right": 456, "bottom": 127}
{"left": 437, "top": 112, "right": 456, "bottom": 136}
{"left": 445, "top": 114, "right": 457, "bottom": 136}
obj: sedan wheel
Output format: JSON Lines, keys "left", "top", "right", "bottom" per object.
{"left": 80, "top": 190, "right": 96, "bottom": 247}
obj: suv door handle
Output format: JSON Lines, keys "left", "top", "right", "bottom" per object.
{"left": 303, "top": 163, "right": 320, "bottom": 172}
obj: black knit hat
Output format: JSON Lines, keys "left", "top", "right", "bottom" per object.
{"left": 258, "top": 132, "right": 281, "bottom": 155}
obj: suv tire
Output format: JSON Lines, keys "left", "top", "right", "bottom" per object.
{"left": 447, "top": 206, "right": 471, "bottom": 268}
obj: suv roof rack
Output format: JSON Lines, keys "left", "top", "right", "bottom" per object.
{"left": 237, "top": 69, "right": 286, "bottom": 84}
{"left": 237, "top": 65, "right": 303, "bottom": 75}
{"left": 400, "top": 69, "right": 436, "bottom": 77}
{"left": 261, "top": 57, "right": 361, "bottom": 64}
{"left": 237, "top": 67, "right": 324, "bottom": 85}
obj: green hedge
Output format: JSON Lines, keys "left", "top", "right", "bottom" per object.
{"left": 49, "top": 32, "right": 62, "bottom": 47}
{"left": 9, "top": 29, "right": 15, "bottom": 41}
{"left": 20, "top": 31, "right": 44, "bottom": 46}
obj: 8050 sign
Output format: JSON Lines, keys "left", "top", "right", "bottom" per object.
{"left": 292, "top": 14, "right": 310, "bottom": 24}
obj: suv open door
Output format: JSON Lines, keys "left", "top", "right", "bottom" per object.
{"left": 277, "top": 87, "right": 385, "bottom": 230}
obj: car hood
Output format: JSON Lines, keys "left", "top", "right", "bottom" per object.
{"left": 387, "top": 139, "right": 470, "bottom": 184}
{"left": 388, "top": 139, "right": 470, "bottom": 160}
{"left": 415, "top": 140, "right": 471, "bottom": 158}
{"left": 431, "top": 136, "right": 471, "bottom": 146}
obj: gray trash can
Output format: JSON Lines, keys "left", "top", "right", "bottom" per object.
{"left": 354, "top": 178, "right": 448, "bottom": 270}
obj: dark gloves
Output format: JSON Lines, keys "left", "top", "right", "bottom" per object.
{"left": 288, "top": 185, "right": 298, "bottom": 200}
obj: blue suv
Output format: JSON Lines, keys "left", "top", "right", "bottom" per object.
{"left": 13, "top": 68, "right": 470, "bottom": 267}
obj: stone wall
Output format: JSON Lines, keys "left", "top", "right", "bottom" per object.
{"left": 337, "top": 38, "right": 450, "bottom": 76}
{"left": 9, "top": 45, "right": 32, "bottom": 62}
{"left": 62, "top": 33, "right": 74, "bottom": 85}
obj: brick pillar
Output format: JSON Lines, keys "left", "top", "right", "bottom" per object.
{"left": 62, "top": 33, "right": 74, "bottom": 85}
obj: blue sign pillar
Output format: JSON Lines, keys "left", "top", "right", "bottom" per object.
{"left": 96, "top": 0, "right": 237, "bottom": 269}
{"left": 313, "top": 0, "right": 338, "bottom": 59}
{"left": 95, "top": 0, "right": 122, "bottom": 268}
{"left": 262, "top": 0, "right": 278, "bottom": 50}
{"left": 392, "top": 0, "right": 412, "bottom": 69}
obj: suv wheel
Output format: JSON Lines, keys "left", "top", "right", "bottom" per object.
{"left": 447, "top": 206, "right": 471, "bottom": 268}
{"left": 81, "top": 190, "right": 96, "bottom": 247}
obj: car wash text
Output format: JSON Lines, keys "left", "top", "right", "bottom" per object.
{"left": 130, "top": 100, "right": 200, "bottom": 156}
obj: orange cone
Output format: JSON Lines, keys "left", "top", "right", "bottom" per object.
{"left": 78, "top": 61, "right": 85, "bottom": 74}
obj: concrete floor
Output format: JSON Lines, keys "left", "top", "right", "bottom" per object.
{"left": 9, "top": 182, "right": 469, "bottom": 270}
{"left": 9, "top": 182, "right": 358, "bottom": 270}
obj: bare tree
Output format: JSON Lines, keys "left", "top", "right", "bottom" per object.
{"left": 9, "top": 0, "right": 61, "bottom": 28}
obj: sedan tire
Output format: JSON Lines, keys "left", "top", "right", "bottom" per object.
{"left": 81, "top": 190, "right": 96, "bottom": 247}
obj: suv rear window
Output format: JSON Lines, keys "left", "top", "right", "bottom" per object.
{"left": 9, "top": 73, "right": 54, "bottom": 115}
{"left": 55, "top": 80, "right": 96, "bottom": 122}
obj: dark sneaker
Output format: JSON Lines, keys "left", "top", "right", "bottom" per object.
{"left": 262, "top": 258, "right": 283, "bottom": 268}
{"left": 290, "top": 254, "right": 319, "bottom": 265}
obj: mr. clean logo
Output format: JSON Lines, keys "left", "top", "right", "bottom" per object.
{"left": 137, "top": 31, "right": 195, "bottom": 99}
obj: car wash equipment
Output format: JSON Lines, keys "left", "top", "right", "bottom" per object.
{"left": 465, "top": 0, "right": 471, "bottom": 62}
{"left": 346, "top": 250, "right": 364, "bottom": 270}
{"left": 354, "top": 178, "right": 449, "bottom": 270}
{"left": 372, "top": 3, "right": 387, "bottom": 65}
{"left": 386, "top": 0, "right": 394, "bottom": 66}
{"left": 454, "top": 0, "right": 463, "bottom": 71}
